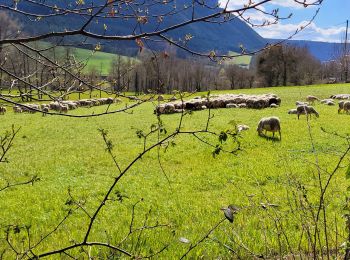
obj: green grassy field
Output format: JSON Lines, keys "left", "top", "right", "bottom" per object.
{"left": 225, "top": 51, "right": 252, "bottom": 67}
{"left": 1, "top": 84, "right": 350, "bottom": 258}
{"left": 37, "top": 42, "right": 137, "bottom": 76}
{"left": 36, "top": 43, "right": 250, "bottom": 77}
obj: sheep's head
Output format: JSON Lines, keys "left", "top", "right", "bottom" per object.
{"left": 256, "top": 121, "right": 263, "bottom": 135}
{"left": 312, "top": 109, "right": 319, "bottom": 117}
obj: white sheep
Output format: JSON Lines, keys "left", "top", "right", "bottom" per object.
{"left": 296, "top": 105, "right": 319, "bottom": 119}
{"left": 13, "top": 106, "right": 22, "bottom": 113}
{"left": 257, "top": 116, "right": 281, "bottom": 140}
{"left": 321, "top": 99, "right": 333, "bottom": 104}
{"left": 306, "top": 95, "right": 319, "bottom": 104}
{"left": 0, "top": 106, "right": 7, "bottom": 115}
{"left": 339, "top": 101, "right": 350, "bottom": 114}
{"left": 59, "top": 104, "right": 69, "bottom": 113}
{"left": 42, "top": 106, "right": 49, "bottom": 116}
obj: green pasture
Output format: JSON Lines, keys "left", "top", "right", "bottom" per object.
{"left": 1, "top": 84, "right": 350, "bottom": 258}
{"left": 36, "top": 42, "right": 137, "bottom": 76}
{"left": 225, "top": 51, "right": 252, "bottom": 67}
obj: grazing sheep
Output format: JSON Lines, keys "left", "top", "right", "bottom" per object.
{"left": 331, "top": 94, "right": 350, "bottom": 100}
{"left": 40, "top": 104, "right": 48, "bottom": 109}
{"left": 106, "top": 97, "right": 114, "bottom": 104}
{"left": 339, "top": 101, "right": 350, "bottom": 114}
{"left": 344, "top": 101, "right": 350, "bottom": 114}
{"left": 288, "top": 109, "right": 298, "bottom": 114}
{"left": 296, "top": 105, "right": 319, "bottom": 119}
{"left": 326, "top": 100, "right": 335, "bottom": 106}
{"left": 154, "top": 93, "right": 281, "bottom": 114}
{"left": 257, "top": 116, "right": 281, "bottom": 140}
{"left": 42, "top": 106, "right": 49, "bottom": 116}
{"left": 306, "top": 95, "right": 319, "bottom": 104}
{"left": 59, "top": 104, "right": 69, "bottom": 113}
{"left": 321, "top": 99, "right": 333, "bottom": 104}
{"left": 13, "top": 106, "right": 22, "bottom": 113}
{"left": 0, "top": 106, "right": 7, "bottom": 115}
{"left": 320, "top": 99, "right": 335, "bottom": 106}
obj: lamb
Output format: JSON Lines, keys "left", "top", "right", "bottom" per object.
{"left": 0, "top": 106, "right": 7, "bottom": 115}
{"left": 296, "top": 105, "right": 319, "bottom": 119}
{"left": 306, "top": 95, "right": 319, "bottom": 104}
{"left": 257, "top": 116, "right": 281, "bottom": 140}
{"left": 339, "top": 101, "right": 350, "bottom": 114}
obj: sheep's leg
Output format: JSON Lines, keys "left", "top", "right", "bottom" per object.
{"left": 279, "top": 130, "right": 281, "bottom": 141}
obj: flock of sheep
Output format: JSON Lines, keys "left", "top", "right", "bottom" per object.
{"left": 1, "top": 93, "right": 349, "bottom": 141}
{"left": 0, "top": 97, "right": 121, "bottom": 115}
{"left": 155, "top": 93, "right": 281, "bottom": 115}
{"left": 154, "top": 93, "right": 349, "bottom": 141}
{"left": 256, "top": 94, "right": 350, "bottom": 140}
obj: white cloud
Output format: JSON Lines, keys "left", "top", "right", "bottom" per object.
{"left": 255, "top": 21, "right": 346, "bottom": 42}
{"left": 269, "top": 0, "right": 305, "bottom": 9}
{"left": 218, "top": 1, "right": 341, "bottom": 42}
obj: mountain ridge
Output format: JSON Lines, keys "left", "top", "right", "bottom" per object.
{"left": 2, "top": 0, "right": 340, "bottom": 61}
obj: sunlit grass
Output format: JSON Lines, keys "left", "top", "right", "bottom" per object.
{"left": 0, "top": 83, "right": 350, "bottom": 258}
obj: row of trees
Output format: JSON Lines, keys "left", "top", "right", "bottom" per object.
{"left": 1, "top": 11, "right": 347, "bottom": 97}
{"left": 104, "top": 44, "right": 347, "bottom": 95}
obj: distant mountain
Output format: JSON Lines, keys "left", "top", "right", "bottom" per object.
{"left": 4, "top": 0, "right": 267, "bottom": 56}
{"left": 3, "top": 0, "right": 342, "bottom": 62}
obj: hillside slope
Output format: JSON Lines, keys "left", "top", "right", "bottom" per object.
{"left": 5, "top": 0, "right": 267, "bottom": 56}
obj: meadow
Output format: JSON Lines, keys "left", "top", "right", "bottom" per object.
{"left": 36, "top": 41, "right": 136, "bottom": 76}
{"left": 0, "top": 84, "right": 350, "bottom": 258}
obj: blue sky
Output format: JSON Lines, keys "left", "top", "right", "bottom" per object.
{"left": 219, "top": 0, "right": 350, "bottom": 42}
